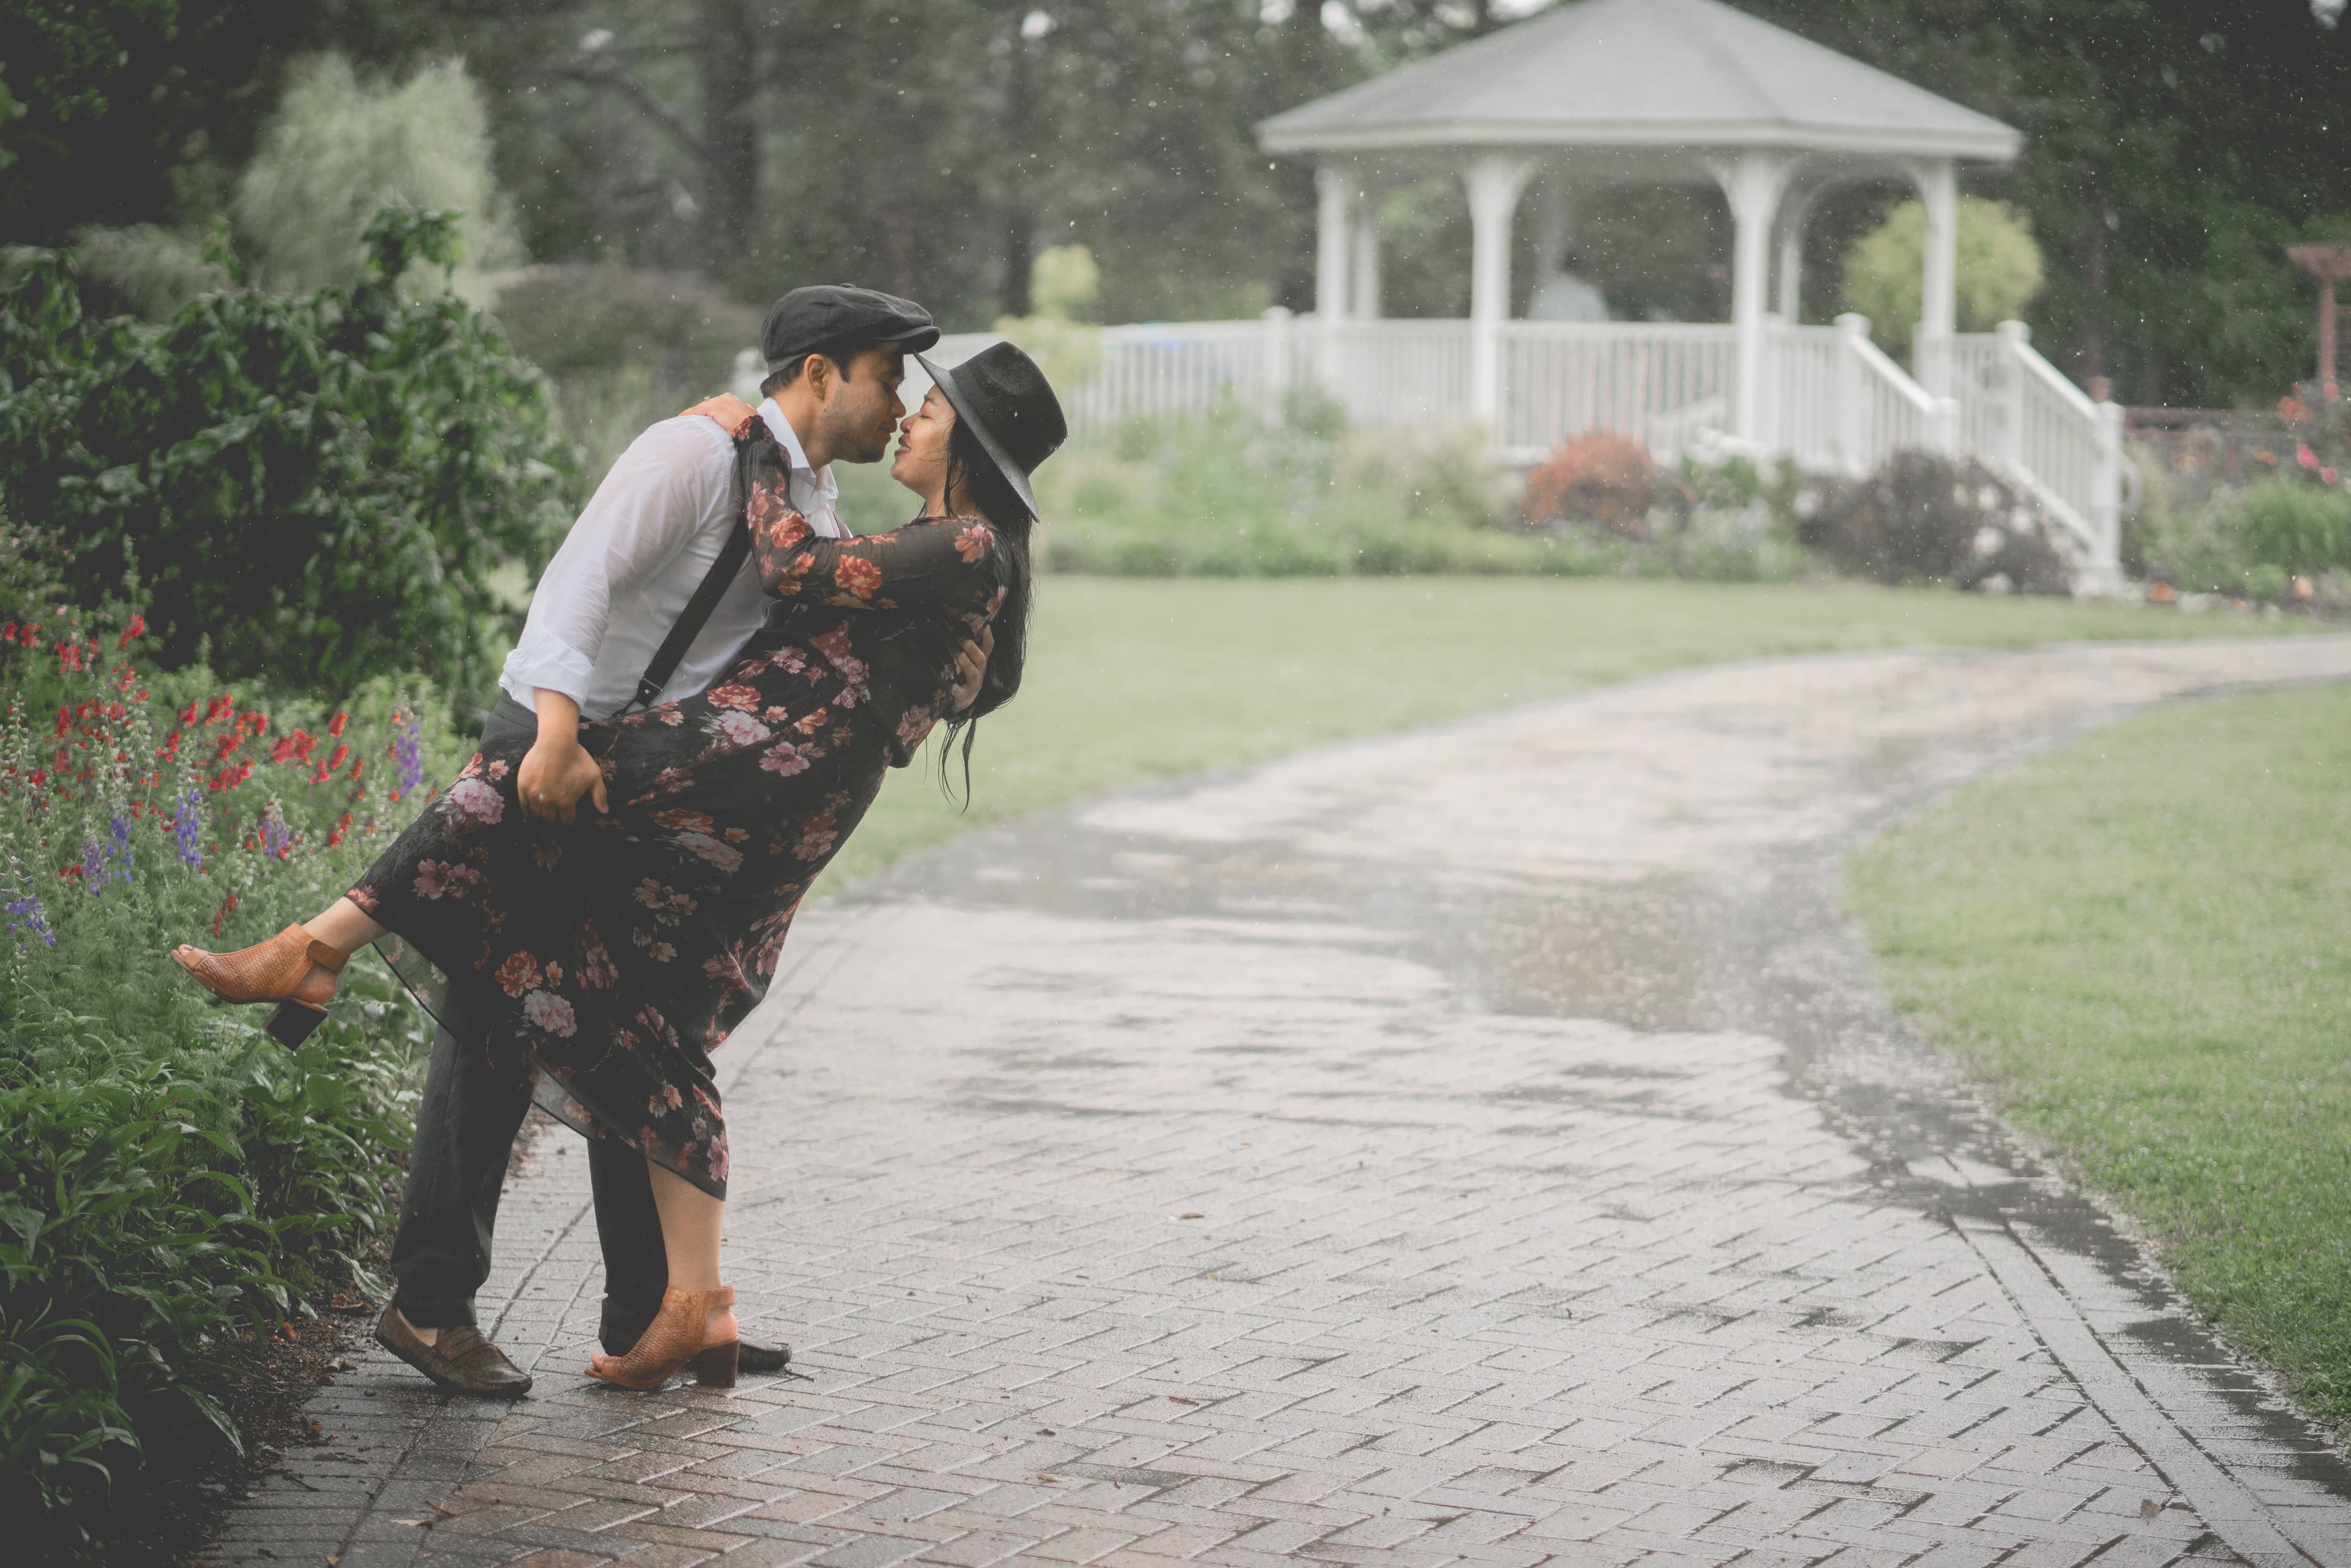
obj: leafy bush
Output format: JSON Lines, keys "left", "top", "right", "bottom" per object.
{"left": 2274, "top": 379, "right": 2351, "bottom": 489}
{"left": 1843, "top": 197, "right": 2045, "bottom": 356}
{"left": 1335, "top": 419, "right": 1506, "bottom": 531}
{"left": 1520, "top": 431, "right": 1659, "bottom": 536}
{"left": 1798, "top": 449, "right": 2073, "bottom": 593}
{"left": 2143, "top": 477, "right": 2351, "bottom": 602}
{"left": 2232, "top": 481, "right": 2351, "bottom": 575}
{"left": 233, "top": 55, "right": 523, "bottom": 304}
{"left": 0, "top": 599, "right": 464, "bottom": 1545}
{"left": 0, "top": 206, "right": 574, "bottom": 716}
{"left": 1024, "top": 409, "right": 1797, "bottom": 583}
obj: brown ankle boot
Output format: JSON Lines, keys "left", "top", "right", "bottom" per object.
{"left": 587, "top": 1286, "right": 737, "bottom": 1390}
{"left": 171, "top": 924, "right": 347, "bottom": 1048}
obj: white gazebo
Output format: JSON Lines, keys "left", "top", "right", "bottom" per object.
{"left": 1256, "top": 0, "right": 2019, "bottom": 438}
{"left": 913, "top": 0, "right": 2126, "bottom": 587}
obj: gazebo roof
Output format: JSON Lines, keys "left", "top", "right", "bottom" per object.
{"left": 1258, "top": 0, "right": 2020, "bottom": 164}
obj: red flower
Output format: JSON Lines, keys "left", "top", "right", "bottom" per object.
{"left": 328, "top": 712, "right": 348, "bottom": 738}
{"left": 493, "top": 950, "right": 542, "bottom": 998}
{"left": 953, "top": 522, "right": 992, "bottom": 563}
{"left": 833, "top": 556, "right": 885, "bottom": 600}
{"left": 707, "top": 683, "right": 761, "bottom": 711}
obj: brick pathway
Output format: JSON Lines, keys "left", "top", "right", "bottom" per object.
{"left": 205, "top": 637, "right": 2351, "bottom": 1568}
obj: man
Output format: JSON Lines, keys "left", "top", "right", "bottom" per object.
{"left": 373, "top": 286, "right": 959, "bottom": 1396}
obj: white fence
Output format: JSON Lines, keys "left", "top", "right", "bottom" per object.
{"left": 898, "top": 310, "right": 2124, "bottom": 586}
{"left": 1949, "top": 323, "right": 2122, "bottom": 572}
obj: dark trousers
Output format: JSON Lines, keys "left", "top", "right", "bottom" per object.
{"left": 384, "top": 697, "right": 668, "bottom": 1332}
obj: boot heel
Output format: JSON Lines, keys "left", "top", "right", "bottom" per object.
{"left": 266, "top": 1000, "right": 326, "bottom": 1049}
{"left": 691, "top": 1342, "right": 738, "bottom": 1389}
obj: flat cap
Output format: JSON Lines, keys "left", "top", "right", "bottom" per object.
{"left": 761, "top": 285, "right": 938, "bottom": 372}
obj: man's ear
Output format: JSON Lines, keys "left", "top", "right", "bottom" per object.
{"left": 801, "top": 352, "right": 836, "bottom": 403}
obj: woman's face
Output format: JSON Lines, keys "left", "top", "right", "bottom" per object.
{"left": 890, "top": 387, "right": 956, "bottom": 503}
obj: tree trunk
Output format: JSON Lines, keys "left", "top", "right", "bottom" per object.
{"left": 879, "top": 198, "right": 919, "bottom": 300}
{"left": 698, "top": 0, "right": 759, "bottom": 260}
{"left": 999, "top": 31, "right": 1037, "bottom": 317}
{"left": 2083, "top": 186, "right": 2111, "bottom": 402}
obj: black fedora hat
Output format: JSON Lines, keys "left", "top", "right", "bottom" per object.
{"left": 914, "top": 342, "right": 1067, "bottom": 517}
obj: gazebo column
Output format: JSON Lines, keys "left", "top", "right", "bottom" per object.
{"left": 1910, "top": 157, "right": 1959, "bottom": 397}
{"left": 1463, "top": 154, "right": 1537, "bottom": 427}
{"left": 1775, "top": 186, "right": 1821, "bottom": 323}
{"left": 1352, "top": 179, "right": 1383, "bottom": 319}
{"left": 1315, "top": 163, "right": 1355, "bottom": 322}
{"left": 1314, "top": 164, "right": 1354, "bottom": 388}
{"left": 1712, "top": 152, "right": 1793, "bottom": 444}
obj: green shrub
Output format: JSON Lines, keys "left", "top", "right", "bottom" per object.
{"left": 1335, "top": 419, "right": 1505, "bottom": 530}
{"left": 0, "top": 206, "right": 574, "bottom": 718}
{"left": 2143, "top": 478, "right": 2351, "bottom": 599}
{"left": 1843, "top": 197, "right": 2045, "bottom": 356}
{"left": 1028, "top": 410, "right": 1803, "bottom": 583}
{"left": 0, "top": 601, "right": 465, "bottom": 1545}
{"left": 2232, "top": 479, "right": 2351, "bottom": 575}
{"left": 233, "top": 55, "right": 523, "bottom": 304}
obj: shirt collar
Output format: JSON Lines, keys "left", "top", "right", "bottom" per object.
{"left": 756, "top": 398, "right": 815, "bottom": 473}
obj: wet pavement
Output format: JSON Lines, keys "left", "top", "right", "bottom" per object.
{"left": 205, "top": 636, "right": 2351, "bottom": 1568}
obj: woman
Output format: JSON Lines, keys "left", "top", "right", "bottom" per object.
{"left": 171, "top": 342, "right": 1065, "bottom": 1390}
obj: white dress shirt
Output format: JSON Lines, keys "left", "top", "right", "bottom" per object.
{"left": 499, "top": 400, "right": 842, "bottom": 719}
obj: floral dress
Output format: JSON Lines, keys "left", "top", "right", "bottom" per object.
{"left": 351, "top": 426, "right": 1016, "bottom": 1197}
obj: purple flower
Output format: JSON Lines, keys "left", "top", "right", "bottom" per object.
{"left": 5, "top": 887, "right": 54, "bottom": 950}
{"left": 260, "top": 809, "right": 292, "bottom": 860}
{"left": 107, "top": 811, "right": 133, "bottom": 885}
{"left": 173, "top": 790, "right": 203, "bottom": 868}
{"left": 392, "top": 716, "right": 426, "bottom": 796}
{"left": 80, "top": 839, "right": 106, "bottom": 896}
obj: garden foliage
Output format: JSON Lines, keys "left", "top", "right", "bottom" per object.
{"left": 0, "top": 206, "right": 572, "bottom": 714}
{"left": 1520, "top": 432, "right": 1659, "bottom": 538}
{"left": 0, "top": 588, "right": 463, "bottom": 1544}
{"left": 1003, "top": 408, "right": 1803, "bottom": 584}
{"left": 1842, "top": 197, "right": 2046, "bottom": 358}
{"left": 233, "top": 54, "right": 522, "bottom": 303}
{"left": 2136, "top": 383, "right": 2351, "bottom": 604}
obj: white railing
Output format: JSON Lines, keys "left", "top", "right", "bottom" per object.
{"left": 1495, "top": 321, "right": 1738, "bottom": 458}
{"left": 898, "top": 309, "right": 2121, "bottom": 588}
{"left": 1834, "top": 313, "right": 1958, "bottom": 474}
{"left": 1950, "top": 324, "right": 2124, "bottom": 579}
{"left": 1765, "top": 323, "right": 1845, "bottom": 469}
{"left": 1323, "top": 319, "right": 1475, "bottom": 427}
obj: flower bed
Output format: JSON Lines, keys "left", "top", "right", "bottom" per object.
{"left": 0, "top": 602, "right": 463, "bottom": 1546}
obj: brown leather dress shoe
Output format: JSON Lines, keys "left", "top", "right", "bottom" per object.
{"left": 375, "top": 1305, "right": 533, "bottom": 1398}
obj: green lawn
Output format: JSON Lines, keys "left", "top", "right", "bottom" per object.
{"left": 822, "top": 575, "right": 2321, "bottom": 890}
{"left": 1848, "top": 683, "right": 2351, "bottom": 1428}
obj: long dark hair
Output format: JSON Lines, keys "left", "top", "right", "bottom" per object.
{"left": 936, "top": 413, "right": 1034, "bottom": 801}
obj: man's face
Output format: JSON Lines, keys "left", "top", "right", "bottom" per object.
{"left": 814, "top": 345, "right": 908, "bottom": 464}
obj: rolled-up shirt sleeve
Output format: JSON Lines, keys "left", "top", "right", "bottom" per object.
{"left": 500, "top": 421, "right": 726, "bottom": 703}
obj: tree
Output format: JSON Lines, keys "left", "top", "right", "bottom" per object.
{"left": 0, "top": 0, "right": 432, "bottom": 247}
{"left": 1843, "top": 197, "right": 2045, "bottom": 354}
{"left": 1743, "top": 0, "right": 2351, "bottom": 405}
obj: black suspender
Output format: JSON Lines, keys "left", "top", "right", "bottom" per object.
{"left": 626, "top": 428, "right": 759, "bottom": 713}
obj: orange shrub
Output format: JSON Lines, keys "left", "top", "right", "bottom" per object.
{"left": 1520, "top": 430, "right": 1657, "bottom": 538}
